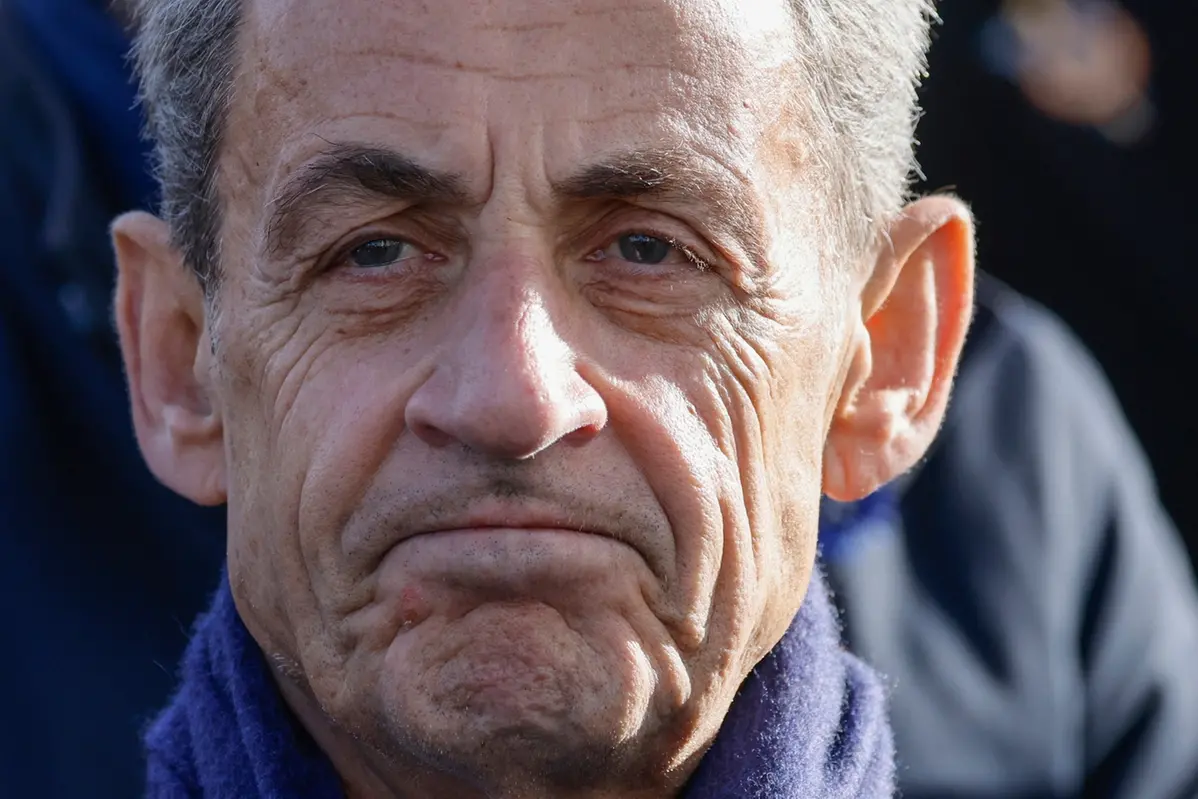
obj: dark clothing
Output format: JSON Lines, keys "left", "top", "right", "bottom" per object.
{"left": 0, "top": 3, "right": 225, "bottom": 797}
{"left": 11, "top": 0, "right": 157, "bottom": 212}
{"left": 145, "top": 573, "right": 894, "bottom": 798}
{"left": 913, "top": 0, "right": 1198, "bottom": 552}
{"left": 827, "top": 278, "right": 1198, "bottom": 799}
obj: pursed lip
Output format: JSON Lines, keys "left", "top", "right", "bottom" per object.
{"left": 397, "top": 499, "right": 637, "bottom": 555}
{"left": 342, "top": 488, "right": 670, "bottom": 585}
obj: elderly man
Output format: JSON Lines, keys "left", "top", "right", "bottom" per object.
{"left": 114, "top": 0, "right": 972, "bottom": 795}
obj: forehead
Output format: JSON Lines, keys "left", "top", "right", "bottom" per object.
{"left": 230, "top": 0, "right": 802, "bottom": 196}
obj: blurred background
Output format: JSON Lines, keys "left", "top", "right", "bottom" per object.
{"left": 915, "top": 0, "right": 1197, "bottom": 557}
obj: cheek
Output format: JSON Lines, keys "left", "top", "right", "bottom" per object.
{"left": 598, "top": 367, "right": 728, "bottom": 649}
{"left": 220, "top": 313, "right": 430, "bottom": 645}
{"left": 694, "top": 313, "right": 837, "bottom": 640}
{"left": 596, "top": 300, "right": 836, "bottom": 660}
{"left": 599, "top": 345, "right": 763, "bottom": 657}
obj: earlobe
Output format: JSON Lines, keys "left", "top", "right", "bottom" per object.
{"left": 823, "top": 196, "right": 975, "bottom": 501}
{"left": 112, "top": 211, "right": 227, "bottom": 506}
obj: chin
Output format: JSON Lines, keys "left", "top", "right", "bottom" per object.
{"left": 372, "top": 684, "right": 639, "bottom": 794}
{"left": 367, "top": 611, "right": 655, "bottom": 787}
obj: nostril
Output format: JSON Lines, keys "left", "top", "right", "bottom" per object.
{"left": 410, "top": 420, "right": 455, "bottom": 448}
{"left": 562, "top": 421, "right": 603, "bottom": 447}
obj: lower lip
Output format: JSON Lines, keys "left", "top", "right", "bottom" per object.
{"left": 378, "top": 529, "right": 649, "bottom": 611}
{"left": 405, "top": 526, "right": 621, "bottom": 547}
{"left": 388, "top": 527, "right": 640, "bottom": 567}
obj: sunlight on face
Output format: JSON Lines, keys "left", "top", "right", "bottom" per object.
{"left": 208, "top": 0, "right": 846, "bottom": 792}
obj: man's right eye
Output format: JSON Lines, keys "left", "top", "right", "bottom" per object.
{"left": 347, "top": 238, "right": 416, "bottom": 269}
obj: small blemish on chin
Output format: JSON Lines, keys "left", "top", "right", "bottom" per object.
{"left": 398, "top": 585, "right": 431, "bottom": 630}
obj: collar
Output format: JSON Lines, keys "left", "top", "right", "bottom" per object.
{"left": 818, "top": 485, "right": 903, "bottom": 565}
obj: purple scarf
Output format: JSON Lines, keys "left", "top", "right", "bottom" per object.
{"left": 145, "top": 572, "right": 893, "bottom": 797}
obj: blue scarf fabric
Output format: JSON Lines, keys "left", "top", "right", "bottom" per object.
{"left": 146, "top": 572, "right": 893, "bottom": 798}
{"left": 818, "top": 487, "right": 900, "bottom": 565}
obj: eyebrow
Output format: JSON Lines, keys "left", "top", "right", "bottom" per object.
{"left": 554, "top": 149, "right": 767, "bottom": 267}
{"left": 265, "top": 143, "right": 468, "bottom": 256}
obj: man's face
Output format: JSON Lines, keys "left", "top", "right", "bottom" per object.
{"left": 132, "top": 0, "right": 905, "bottom": 791}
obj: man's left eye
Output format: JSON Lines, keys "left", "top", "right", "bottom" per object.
{"left": 617, "top": 233, "right": 673, "bottom": 264}
{"left": 592, "top": 233, "right": 695, "bottom": 268}
{"left": 347, "top": 238, "right": 419, "bottom": 269}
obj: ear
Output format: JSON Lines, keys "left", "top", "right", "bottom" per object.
{"left": 112, "top": 212, "right": 227, "bottom": 505}
{"left": 823, "top": 196, "right": 975, "bottom": 501}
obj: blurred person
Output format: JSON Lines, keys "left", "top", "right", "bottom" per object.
{"left": 114, "top": 0, "right": 975, "bottom": 794}
{"left": 984, "top": 0, "right": 1154, "bottom": 140}
{"left": 826, "top": 275, "right": 1198, "bottom": 799}
{"left": 914, "top": 0, "right": 1198, "bottom": 553}
{"left": 0, "top": 0, "right": 224, "bottom": 796}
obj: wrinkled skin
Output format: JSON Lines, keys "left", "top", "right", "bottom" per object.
{"left": 113, "top": 0, "right": 974, "bottom": 796}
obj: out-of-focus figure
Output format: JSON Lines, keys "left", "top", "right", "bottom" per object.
{"left": 0, "top": 1, "right": 224, "bottom": 796}
{"left": 827, "top": 276, "right": 1198, "bottom": 799}
{"left": 984, "top": 0, "right": 1155, "bottom": 141}
{"left": 916, "top": 0, "right": 1198, "bottom": 552}
{"left": 823, "top": 3, "right": 1198, "bottom": 794}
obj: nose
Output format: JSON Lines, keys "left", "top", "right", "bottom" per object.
{"left": 404, "top": 264, "right": 607, "bottom": 460}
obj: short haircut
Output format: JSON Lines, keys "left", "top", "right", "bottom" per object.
{"left": 128, "top": 0, "right": 936, "bottom": 290}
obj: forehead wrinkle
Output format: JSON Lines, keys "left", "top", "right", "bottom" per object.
{"left": 249, "top": 0, "right": 696, "bottom": 85}
{"left": 332, "top": 48, "right": 694, "bottom": 83}
{"left": 478, "top": 19, "right": 568, "bottom": 32}
{"left": 234, "top": 0, "right": 801, "bottom": 262}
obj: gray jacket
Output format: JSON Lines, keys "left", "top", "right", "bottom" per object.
{"left": 828, "top": 277, "right": 1198, "bottom": 798}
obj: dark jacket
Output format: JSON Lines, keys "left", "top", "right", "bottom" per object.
{"left": 827, "top": 277, "right": 1198, "bottom": 799}
{"left": 912, "top": 0, "right": 1198, "bottom": 550}
{"left": 0, "top": 4, "right": 225, "bottom": 797}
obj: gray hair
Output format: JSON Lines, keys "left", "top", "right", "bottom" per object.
{"left": 128, "top": 0, "right": 242, "bottom": 292}
{"left": 788, "top": 0, "right": 936, "bottom": 257}
{"left": 128, "top": 0, "right": 935, "bottom": 286}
